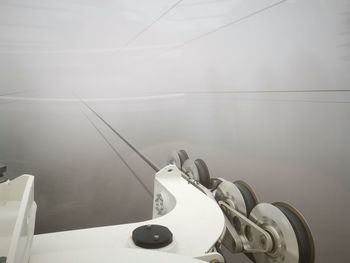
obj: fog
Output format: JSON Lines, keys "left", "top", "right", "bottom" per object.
{"left": 0, "top": 0, "right": 349, "bottom": 262}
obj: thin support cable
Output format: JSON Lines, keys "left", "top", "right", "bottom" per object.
{"left": 0, "top": 88, "right": 39, "bottom": 97}
{"left": 154, "top": 0, "right": 288, "bottom": 56}
{"left": 81, "top": 110, "right": 153, "bottom": 197}
{"left": 183, "top": 89, "right": 350, "bottom": 94}
{"left": 123, "top": 0, "right": 183, "bottom": 48}
{"left": 80, "top": 99, "right": 160, "bottom": 172}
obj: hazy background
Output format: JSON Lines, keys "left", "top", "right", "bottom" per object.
{"left": 0, "top": 0, "right": 349, "bottom": 262}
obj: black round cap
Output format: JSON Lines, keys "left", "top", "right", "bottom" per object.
{"left": 132, "top": 224, "right": 173, "bottom": 249}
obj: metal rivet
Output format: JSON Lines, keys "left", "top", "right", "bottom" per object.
{"left": 260, "top": 235, "right": 267, "bottom": 249}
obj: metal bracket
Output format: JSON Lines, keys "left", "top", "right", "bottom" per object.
{"left": 219, "top": 201, "right": 273, "bottom": 253}
{"left": 154, "top": 193, "right": 166, "bottom": 216}
{"left": 219, "top": 213, "right": 244, "bottom": 253}
{"left": 195, "top": 252, "right": 225, "bottom": 263}
{"left": 181, "top": 173, "right": 210, "bottom": 195}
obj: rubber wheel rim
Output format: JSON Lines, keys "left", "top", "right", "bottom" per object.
{"left": 234, "top": 180, "right": 258, "bottom": 263}
{"left": 273, "top": 202, "right": 315, "bottom": 263}
{"left": 233, "top": 180, "right": 258, "bottom": 215}
{"left": 194, "top": 159, "right": 211, "bottom": 188}
{"left": 177, "top": 150, "right": 189, "bottom": 169}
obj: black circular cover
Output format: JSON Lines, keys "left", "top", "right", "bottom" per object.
{"left": 132, "top": 224, "right": 173, "bottom": 249}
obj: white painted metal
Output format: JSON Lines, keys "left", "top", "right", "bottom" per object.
{"left": 0, "top": 175, "right": 37, "bottom": 263}
{"left": 29, "top": 247, "right": 205, "bottom": 263}
{"left": 195, "top": 252, "right": 225, "bottom": 263}
{"left": 29, "top": 165, "right": 225, "bottom": 261}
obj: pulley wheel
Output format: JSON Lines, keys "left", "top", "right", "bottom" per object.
{"left": 233, "top": 180, "right": 258, "bottom": 262}
{"left": 182, "top": 159, "right": 211, "bottom": 188}
{"left": 273, "top": 202, "right": 315, "bottom": 263}
{"left": 233, "top": 180, "right": 258, "bottom": 216}
{"left": 194, "top": 159, "right": 211, "bottom": 188}
{"left": 167, "top": 150, "right": 189, "bottom": 170}
{"left": 215, "top": 180, "right": 247, "bottom": 215}
{"left": 249, "top": 203, "right": 314, "bottom": 263}
{"left": 210, "top": 178, "right": 222, "bottom": 191}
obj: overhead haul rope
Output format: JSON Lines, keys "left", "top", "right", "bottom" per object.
{"left": 80, "top": 100, "right": 160, "bottom": 173}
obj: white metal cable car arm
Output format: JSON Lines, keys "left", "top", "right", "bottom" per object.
{"left": 29, "top": 165, "right": 225, "bottom": 259}
{"left": 2, "top": 150, "right": 314, "bottom": 263}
